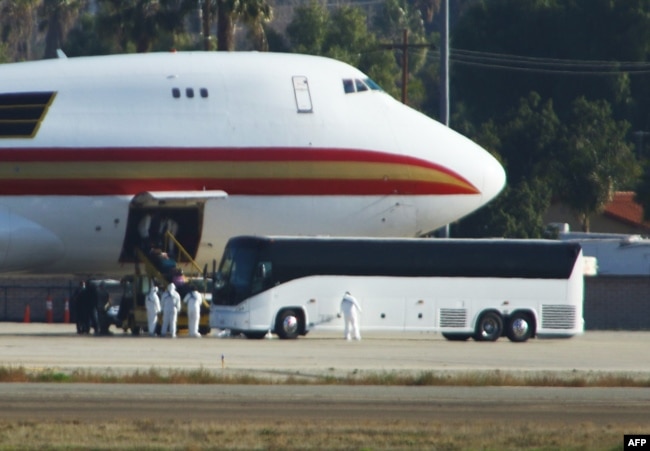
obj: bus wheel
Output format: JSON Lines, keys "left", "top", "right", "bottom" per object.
{"left": 442, "top": 333, "right": 471, "bottom": 341}
{"left": 276, "top": 309, "right": 301, "bottom": 339}
{"left": 474, "top": 312, "right": 503, "bottom": 342}
{"left": 199, "top": 326, "right": 211, "bottom": 336}
{"left": 506, "top": 312, "right": 533, "bottom": 342}
{"left": 243, "top": 331, "right": 267, "bottom": 339}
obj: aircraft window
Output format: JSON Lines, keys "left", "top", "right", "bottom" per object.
{"left": 200, "top": 88, "right": 208, "bottom": 98}
{"left": 186, "top": 88, "right": 194, "bottom": 98}
{"left": 342, "top": 79, "right": 355, "bottom": 94}
{"left": 172, "top": 88, "right": 181, "bottom": 98}
{"left": 355, "top": 79, "right": 368, "bottom": 92}
{"left": 364, "top": 78, "right": 383, "bottom": 91}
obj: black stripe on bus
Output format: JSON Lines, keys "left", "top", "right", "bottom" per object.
{"left": 232, "top": 236, "right": 582, "bottom": 282}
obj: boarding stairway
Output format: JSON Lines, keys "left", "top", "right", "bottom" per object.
{"left": 135, "top": 230, "right": 204, "bottom": 290}
{"left": 126, "top": 232, "right": 210, "bottom": 335}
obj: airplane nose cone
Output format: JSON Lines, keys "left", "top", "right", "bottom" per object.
{"left": 479, "top": 151, "right": 506, "bottom": 204}
{"left": 436, "top": 125, "right": 506, "bottom": 205}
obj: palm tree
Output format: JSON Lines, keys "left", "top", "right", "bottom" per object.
{"left": 39, "top": 0, "right": 85, "bottom": 59}
{"left": 97, "top": 0, "right": 193, "bottom": 53}
{"left": 1, "top": 0, "right": 40, "bottom": 61}
{"left": 215, "top": 0, "right": 272, "bottom": 51}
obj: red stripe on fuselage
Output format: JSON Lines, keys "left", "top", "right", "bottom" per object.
{"left": 0, "top": 178, "right": 478, "bottom": 196}
{"left": 2, "top": 147, "right": 439, "bottom": 165}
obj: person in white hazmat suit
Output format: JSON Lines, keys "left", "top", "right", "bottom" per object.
{"left": 340, "top": 291, "right": 362, "bottom": 340}
{"left": 183, "top": 284, "right": 203, "bottom": 338}
{"left": 160, "top": 283, "right": 181, "bottom": 338}
{"left": 145, "top": 286, "right": 161, "bottom": 337}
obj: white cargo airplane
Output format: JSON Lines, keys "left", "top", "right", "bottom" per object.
{"left": 0, "top": 51, "right": 505, "bottom": 276}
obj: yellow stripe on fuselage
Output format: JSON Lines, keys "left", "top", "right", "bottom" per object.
{"left": 1, "top": 161, "right": 473, "bottom": 190}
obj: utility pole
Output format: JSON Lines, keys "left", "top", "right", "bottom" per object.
{"left": 401, "top": 29, "right": 408, "bottom": 105}
{"left": 440, "top": 0, "right": 451, "bottom": 238}
{"left": 378, "top": 30, "right": 435, "bottom": 105}
{"left": 440, "top": 0, "right": 449, "bottom": 127}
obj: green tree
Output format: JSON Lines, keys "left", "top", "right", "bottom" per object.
{"left": 373, "top": 0, "right": 428, "bottom": 72}
{"left": 96, "top": 0, "right": 193, "bottom": 53}
{"left": 215, "top": 0, "right": 272, "bottom": 51}
{"left": 555, "top": 97, "right": 640, "bottom": 232}
{"left": 373, "top": 0, "right": 430, "bottom": 108}
{"left": 63, "top": 12, "right": 112, "bottom": 56}
{"left": 1, "top": 0, "right": 40, "bottom": 61}
{"left": 0, "top": 42, "right": 9, "bottom": 63}
{"left": 451, "top": 0, "right": 650, "bottom": 127}
{"left": 39, "top": 0, "right": 85, "bottom": 59}
{"left": 453, "top": 96, "right": 558, "bottom": 238}
{"left": 634, "top": 162, "right": 650, "bottom": 221}
{"left": 323, "top": 5, "right": 373, "bottom": 66}
{"left": 285, "top": 3, "right": 400, "bottom": 98}
{"left": 496, "top": 92, "right": 561, "bottom": 185}
{"left": 285, "top": 1, "right": 328, "bottom": 55}
{"left": 452, "top": 179, "right": 551, "bottom": 238}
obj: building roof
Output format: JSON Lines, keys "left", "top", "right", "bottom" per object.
{"left": 603, "top": 191, "right": 650, "bottom": 230}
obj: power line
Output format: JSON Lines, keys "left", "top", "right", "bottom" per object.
{"left": 429, "top": 48, "right": 650, "bottom": 75}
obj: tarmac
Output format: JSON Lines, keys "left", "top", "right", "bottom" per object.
{"left": 1, "top": 322, "right": 649, "bottom": 379}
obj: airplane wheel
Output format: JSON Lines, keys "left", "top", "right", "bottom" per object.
{"left": 473, "top": 311, "right": 503, "bottom": 342}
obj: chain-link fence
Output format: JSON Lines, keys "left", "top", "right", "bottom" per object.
{"left": 0, "top": 278, "right": 123, "bottom": 323}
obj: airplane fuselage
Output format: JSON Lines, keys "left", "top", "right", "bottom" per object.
{"left": 0, "top": 52, "right": 505, "bottom": 276}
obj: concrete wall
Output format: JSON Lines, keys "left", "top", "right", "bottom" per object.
{"left": 584, "top": 276, "right": 650, "bottom": 330}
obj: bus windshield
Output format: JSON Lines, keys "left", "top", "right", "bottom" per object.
{"left": 213, "top": 243, "right": 260, "bottom": 305}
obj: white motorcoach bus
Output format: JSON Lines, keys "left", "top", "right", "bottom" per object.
{"left": 209, "top": 236, "right": 585, "bottom": 342}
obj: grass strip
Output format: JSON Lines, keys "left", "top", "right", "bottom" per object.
{"left": 1, "top": 365, "right": 649, "bottom": 387}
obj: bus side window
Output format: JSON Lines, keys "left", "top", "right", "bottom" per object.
{"left": 251, "top": 262, "right": 271, "bottom": 294}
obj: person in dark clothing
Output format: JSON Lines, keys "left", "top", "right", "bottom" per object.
{"left": 71, "top": 281, "right": 86, "bottom": 334}
{"left": 95, "top": 282, "right": 113, "bottom": 335}
{"left": 82, "top": 281, "right": 99, "bottom": 335}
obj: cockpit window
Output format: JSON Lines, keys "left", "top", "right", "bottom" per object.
{"left": 364, "top": 78, "right": 382, "bottom": 91}
{"left": 343, "top": 78, "right": 383, "bottom": 94}
{"left": 355, "top": 79, "right": 368, "bottom": 92}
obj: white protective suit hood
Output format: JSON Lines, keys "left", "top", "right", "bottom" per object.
{"left": 167, "top": 283, "right": 176, "bottom": 292}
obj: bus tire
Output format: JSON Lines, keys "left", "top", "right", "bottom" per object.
{"left": 506, "top": 312, "right": 534, "bottom": 342}
{"left": 276, "top": 309, "right": 301, "bottom": 339}
{"left": 199, "top": 326, "right": 211, "bottom": 336}
{"left": 243, "top": 331, "right": 267, "bottom": 339}
{"left": 442, "top": 333, "right": 471, "bottom": 341}
{"left": 473, "top": 311, "right": 503, "bottom": 342}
